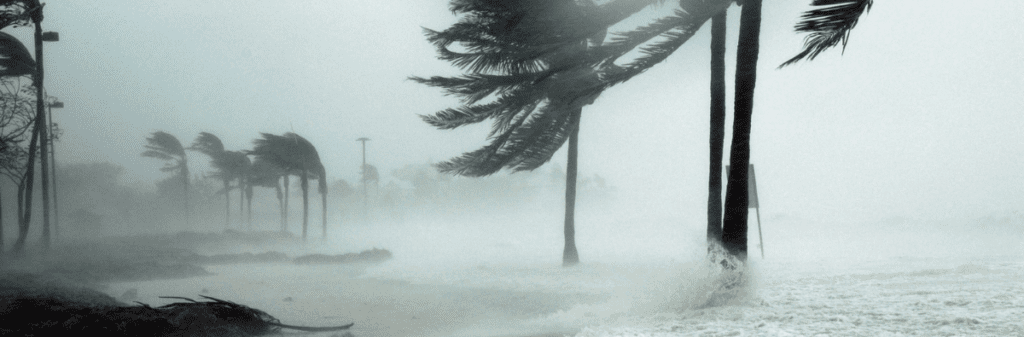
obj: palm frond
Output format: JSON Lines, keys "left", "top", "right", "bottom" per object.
{"left": 779, "top": 0, "right": 873, "bottom": 68}
{"left": 436, "top": 100, "right": 575, "bottom": 176}
{"left": 189, "top": 132, "right": 225, "bottom": 156}
{"left": 410, "top": 72, "right": 542, "bottom": 104}
{"left": 141, "top": 150, "right": 174, "bottom": 161}
{"left": 249, "top": 133, "right": 322, "bottom": 174}
{"left": 143, "top": 131, "right": 185, "bottom": 157}
{"left": 0, "top": 31, "right": 35, "bottom": 77}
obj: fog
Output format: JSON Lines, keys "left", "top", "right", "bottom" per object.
{"left": 1, "top": 1, "right": 1023, "bottom": 336}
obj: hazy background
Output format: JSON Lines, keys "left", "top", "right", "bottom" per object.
{"left": 6, "top": 1, "right": 1023, "bottom": 248}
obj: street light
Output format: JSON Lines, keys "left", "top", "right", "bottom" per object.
{"left": 36, "top": 25, "right": 59, "bottom": 249}
{"left": 48, "top": 99, "right": 63, "bottom": 243}
{"left": 41, "top": 31, "right": 58, "bottom": 42}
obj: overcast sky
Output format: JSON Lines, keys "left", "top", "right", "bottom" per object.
{"left": 17, "top": 0, "right": 1024, "bottom": 224}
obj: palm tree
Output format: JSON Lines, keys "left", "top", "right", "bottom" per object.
{"left": 249, "top": 133, "right": 326, "bottom": 241}
{"left": 419, "top": 0, "right": 874, "bottom": 264}
{"left": 142, "top": 131, "right": 189, "bottom": 227}
{"left": 248, "top": 157, "right": 286, "bottom": 231}
{"left": 222, "top": 151, "right": 251, "bottom": 229}
{"left": 415, "top": 0, "right": 659, "bottom": 267}
{"left": 189, "top": 132, "right": 231, "bottom": 229}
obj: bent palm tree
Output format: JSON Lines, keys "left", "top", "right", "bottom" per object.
{"left": 249, "top": 157, "right": 286, "bottom": 231}
{"left": 250, "top": 133, "right": 326, "bottom": 241}
{"left": 142, "top": 131, "right": 189, "bottom": 227}
{"left": 416, "top": 0, "right": 655, "bottom": 267}
{"left": 189, "top": 132, "right": 232, "bottom": 229}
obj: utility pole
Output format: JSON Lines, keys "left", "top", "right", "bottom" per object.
{"left": 48, "top": 99, "right": 63, "bottom": 243}
{"left": 356, "top": 137, "right": 370, "bottom": 217}
{"left": 33, "top": 1, "right": 59, "bottom": 249}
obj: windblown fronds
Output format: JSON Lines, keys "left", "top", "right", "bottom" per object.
{"left": 779, "top": 0, "right": 873, "bottom": 68}
{"left": 0, "top": 31, "right": 34, "bottom": 77}
{"left": 249, "top": 132, "right": 324, "bottom": 182}
{"left": 142, "top": 131, "right": 188, "bottom": 175}
{"left": 189, "top": 132, "right": 226, "bottom": 157}
{"left": 418, "top": 0, "right": 732, "bottom": 176}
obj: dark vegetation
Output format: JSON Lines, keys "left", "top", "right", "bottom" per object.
{"left": 0, "top": 273, "right": 353, "bottom": 336}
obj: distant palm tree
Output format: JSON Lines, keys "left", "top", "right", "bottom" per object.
{"left": 142, "top": 131, "right": 189, "bottom": 227}
{"left": 249, "top": 157, "right": 286, "bottom": 231}
{"left": 250, "top": 133, "right": 326, "bottom": 241}
{"left": 189, "top": 132, "right": 231, "bottom": 229}
{"left": 223, "top": 150, "right": 251, "bottom": 229}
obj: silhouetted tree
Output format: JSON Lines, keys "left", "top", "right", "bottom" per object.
{"left": 248, "top": 157, "right": 286, "bottom": 231}
{"left": 142, "top": 131, "right": 189, "bottom": 227}
{"left": 415, "top": 0, "right": 654, "bottom": 266}
{"left": 189, "top": 132, "right": 231, "bottom": 229}
{"left": 0, "top": 75, "right": 34, "bottom": 253}
{"left": 250, "top": 133, "right": 326, "bottom": 241}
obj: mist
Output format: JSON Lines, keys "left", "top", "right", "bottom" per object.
{"left": 1, "top": 1, "right": 1023, "bottom": 337}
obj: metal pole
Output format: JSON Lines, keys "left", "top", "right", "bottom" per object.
{"left": 750, "top": 164, "right": 764, "bottom": 258}
{"left": 34, "top": 20, "right": 52, "bottom": 250}
{"left": 48, "top": 103, "right": 58, "bottom": 243}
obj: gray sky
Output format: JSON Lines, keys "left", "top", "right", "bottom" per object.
{"left": 21, "top": 0, "right": 1024, "bottom": 224}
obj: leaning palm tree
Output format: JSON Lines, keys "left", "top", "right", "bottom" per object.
{"left": 249, "top": 133, "right": 326, "bottom": 241}
{"left": 189, "top": 132, "right": 232, "bottom": 229}
{"left": 248, "top": 157, "right": 286, "bottom": 231}
{"left": 415, "top": 0, "right": 649, "bottom": 267}
{"left": 142, "top": 131, "right": 189, "bottom": 227}
{"left": 222, "top": 150, "right": 251, "bottom": 229}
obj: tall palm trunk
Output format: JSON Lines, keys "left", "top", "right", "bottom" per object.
{"left": 707, "top": 10, "right": 727, "bottom": 248}
{"left": 238, "top": 179, "right": 244, "bottom": 229}
{"left": 300, "top": 170, "right": 309, "bottom": 241}
{"left": 246, "top": 185, "right": 253, "bottom": 229}
{"left": 562, "top": 106, "right": 582, "bottom": 266}
{"left": 182, "top": 161, "right": 190, "bottom": 228}
{"left": 223, "top": 179, "right": 230, "bottom": 229}
{"left": 321, "top": 187, "right": 327, "bottom": 239}
{"left": 722, "top": 0, "right": 762, "bottom": 262}
{"left": 283, "top": 176, "right": 290, "bottom": 232}
{"left": 275, "top": 183, "right": 285, "bottom": 232}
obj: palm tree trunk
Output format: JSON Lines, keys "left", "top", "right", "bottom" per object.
{"left": 223, "top": 179, "right": 230, "bottom": 230}
{"left": 321, "top": 186, "right": 327, "bottom": 239}
{"left": 238, "top": 179, "right": 244, "bottom": 230}
{"left": 275, "top": 183, "right": 285, "bottom": 232}
{"left": 283, "top": 176, "right": 290, "bottom": 232}
{"left": 722, "top": 0, "right": 762, "bottom": 262}
{"left": 182, "top": 162, "right": 190, "bottom": 229}
{"left": 247, "top": 185, "right": 253, "bottom": 229}
{"left": 707, "top": 10, "right": 727, "bottom": 249}
{"left": 562, "top": 107, "right": 582, "bottom": 267}
{"left": 301, "top": 170, "right": 309, "bottom": 242}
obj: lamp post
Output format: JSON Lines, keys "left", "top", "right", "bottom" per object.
{"left": 355, "top": 137, "right": 369, "bottom": 216}
{"left": 48, "top": 99, "right": 62, "bottom": 243}
{"left": 34, "top": 17, "right": 59, "bottom": 249}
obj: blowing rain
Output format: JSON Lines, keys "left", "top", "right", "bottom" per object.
{"left": 1, "top": 1, "right": 1022, "bottom": 336}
